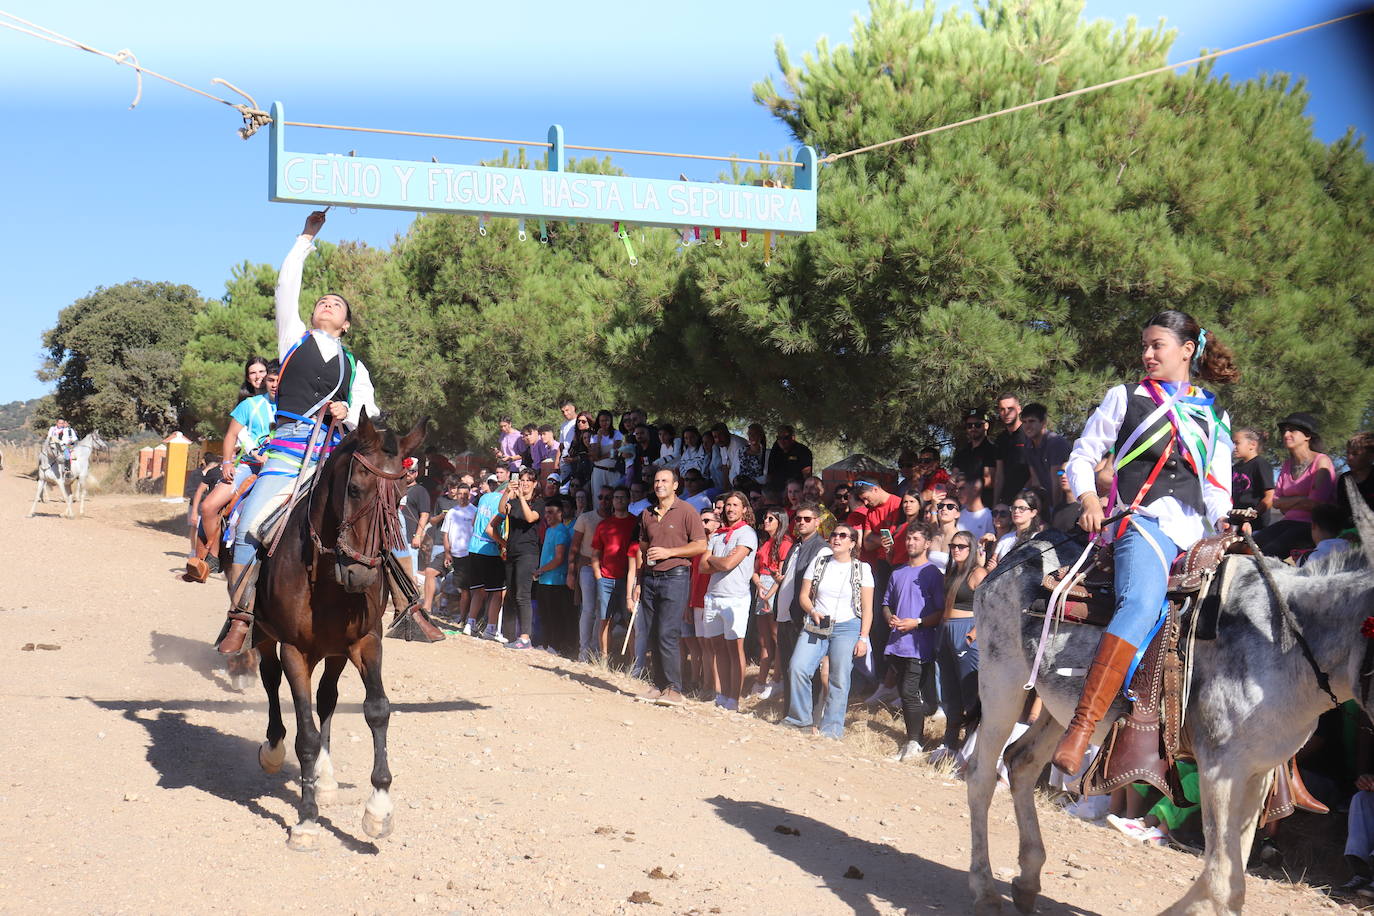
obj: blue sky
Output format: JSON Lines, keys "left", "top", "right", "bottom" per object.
{"left": 1, "top": 0, "right": 1370, "bottom": 404}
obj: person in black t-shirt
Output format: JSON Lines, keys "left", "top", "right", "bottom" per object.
{"left": 952, "top": 410, "right": 998, "bottom": 503}
{"left": 766, "top": 425, "right": 813, "bottom": 489}
{"left": 1337, "top": 431, "right": 1374, "bottom": 533}
{"left": 500, "top": 468, "right": 545, "bottom": 649}
{"left": 398, "top": 458, "right": 431, "bottom": 582}
{"left": 1230, "top": 428, "right": 1274, "bottom": 527}
{"left": 992, "top": 393, "right": 1030, "bottom": 505}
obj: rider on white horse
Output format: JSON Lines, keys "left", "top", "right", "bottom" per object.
{"left": 46, "top": 419, "right": 78, "bottom": 477}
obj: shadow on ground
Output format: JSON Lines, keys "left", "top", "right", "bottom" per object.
{"left": 707, "top": 796, "right": 1097, "bottom": 916}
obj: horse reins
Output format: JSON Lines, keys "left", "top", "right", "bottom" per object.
{"left": 310, "top": 449, "right": 408, "bottom": 569}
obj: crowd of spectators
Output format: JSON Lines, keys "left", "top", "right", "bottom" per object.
{"left": 393, "top": 395, "right": 1374, "bottom": 891}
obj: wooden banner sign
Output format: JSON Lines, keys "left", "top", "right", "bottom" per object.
{"left": 267, "top": 103, "right": 817, "bottom": 233}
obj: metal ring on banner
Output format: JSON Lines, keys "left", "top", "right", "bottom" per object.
{"left": 763, "top": 231, "right": 774, "bottom": 266}
{"left": 713, "top": 228, "right": 722, "bottom": 247}
{"left": 740, "top": 229, "right": 749, "bottom": 248}
{"left": 539, "top": 220, "right": 549, "bottom": 244}
{"left": 478, "top": 215, "right": 488, "bottom": 236}
{"left": 517, "top": 219, "right": 528, "bottom": 242}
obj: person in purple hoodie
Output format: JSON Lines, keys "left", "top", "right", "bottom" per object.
{"left": 882, "top": 522, "right": 946, "bottom": 762}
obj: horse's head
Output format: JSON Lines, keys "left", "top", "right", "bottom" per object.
{"left": 87, "top": 430, "right": 108, "bottom": 451}
{"left": 320, "top": 409, "right": 428, "bottom": 593}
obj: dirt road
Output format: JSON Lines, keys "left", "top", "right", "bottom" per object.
{"left": 0, "top": 472, "right": 1344, "bottom": 914}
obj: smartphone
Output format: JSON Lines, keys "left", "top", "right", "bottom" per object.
{"left": 819, "top": 615, "right": 832, "bottom": 629}
{"left": 880, "top": 528, "right": 892, "bottom": 540}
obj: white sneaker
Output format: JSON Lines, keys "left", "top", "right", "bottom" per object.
{"left": 757, "top": 683, "right": 777, "bottom": 701}
{"left": 890, "top": 741, "right": 922, "bottom": 763}
{"left": 461, "top": 621, "right": 475, "bottom": 637}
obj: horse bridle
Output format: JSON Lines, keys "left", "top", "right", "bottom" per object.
{"left": 310, "top": 450, "right": 408, "bottom": 569}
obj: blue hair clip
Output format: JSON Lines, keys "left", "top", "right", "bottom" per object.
{"left": 1193, "top": 328, "right": 1208, "bottom": 366}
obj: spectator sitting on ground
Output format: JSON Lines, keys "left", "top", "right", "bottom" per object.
{"left": 1303, "top": 503, "right": 1352, "bottom": 567}
{"left": 1255, "top": 412, "right": 1336, "bottom": 559}
{"left": 784, "top": 522, "right": 874, "bottom": 739}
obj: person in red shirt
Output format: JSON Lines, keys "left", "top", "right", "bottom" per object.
{"left": 684, "top": 507, "right": 721, "bottom": 698}
{"left": 590, "top": 486, "right": 638, "bottom": 660}
{"left": 852, "top": 480, "right": 902, "bottom": 694}
{"left": 750, "top": 508, "right": 794, "bottom": 700}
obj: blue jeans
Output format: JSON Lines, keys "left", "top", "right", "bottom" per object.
{"left": 784, "top": 617, "right": 861, "bottom": 739}
{"left": 231, "top": 418, "right": 319, "bottom": 565}
{"left": 1107, "top": 514, "right": 1181, "bottom": 647}
{"left": 596, "top": 576, "right": 625, "bottom": 621}
{"left": 578, "top": 565, "right": 599, "bottom": 654}
{"left": 937, "top": 616, "right": 979, "bottom": 751}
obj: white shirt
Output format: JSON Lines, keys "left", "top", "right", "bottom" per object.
{"left": 707, "top": 524, "right": 758, "bottom": 599}
{"left": 1066, "top": 383, "right": 1232, "bottom": 550}
{"left": 276, "top": 235, "right": 379, "bottom": 425}
{"left": 559, "top": 417, "right": 578, "bottom": 451}
{"left": 804, "top": 555, "right": 873, "bottom": 623}
{"left": 441, "top": 503, "right": 478, "bottom": 558}
{"left": 1304, "top": 537, "right": 1350, "bottom": 567}
{"left": 713, "top": 432, "right": 748, "bottom": 484}
{"left": 959, "top": 507, "right": 995, "bottom": 540}
{"left": 628, "top": 498, "right": 652, "bottom": 517}
{"left": 683, "top": 490, "right": 712, "bottom": 512}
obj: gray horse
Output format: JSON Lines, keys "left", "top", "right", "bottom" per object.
{"left": 29, "top": 431, "right": 107, "bottom": 518}
{"left": 968, "top": 489, "right": 1374, "bottom": 915}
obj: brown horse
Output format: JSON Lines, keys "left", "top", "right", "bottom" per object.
{"left": 249, "top": 409, "right": 426, "bottom": 850}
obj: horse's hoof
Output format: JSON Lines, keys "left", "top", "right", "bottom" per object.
{"left": 361, "top": 809, "right": 393, "bottom": 839}
{"left": 287, "top": 825, "right": 319, "bottom": 851}
{"left": 1012, "top": 879, "right": 1039, "bottom": 914}
{"left": 258, "top": 741, "right": 286, "bottom": 775}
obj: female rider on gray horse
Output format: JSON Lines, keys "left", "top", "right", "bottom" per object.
{"left": 215, "top": 209, "right": 380, "bottom": 655}
{"left": 1052, "top": 309, "right": 1240, "bottom": 775}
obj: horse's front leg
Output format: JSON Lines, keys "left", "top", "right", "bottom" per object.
{"left": 351, "top": 633, "right": 393, "bottom": 840}
{"left": 257, "top": 641, "right": 287, "bottom": 774}
{"left": 1163, "top": 765, "right": 1269, "bottom": 916}
{"left": 968, "top": 676, "right": 1029, "bottom": 914}
{"left": 1004, "top": 714, "right": 1060, "bottom": 913}
{"left": 279, "top": 643, "right": 323, "bottom": 850}
{"left": 313, "top": 656, "right": 347, "bottom": 805}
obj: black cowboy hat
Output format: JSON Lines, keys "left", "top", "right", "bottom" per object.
{"left": 1276, "top": 412, "right": 1319, "bottom": 437}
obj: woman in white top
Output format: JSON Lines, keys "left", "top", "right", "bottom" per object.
{"left": 588, "top": 410, "right": 624, "bottom": 496}
{"left": 783, "top": 522, "right": 873, "bottom": 739}
{"left": 1052, "top": 309, "right": 1237, "bottom": 774}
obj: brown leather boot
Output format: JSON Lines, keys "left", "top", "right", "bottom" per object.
{"left": 1052, "top": 633, "right": 1138, "bottom": 774}
{"left": 216, "top": 562, "right": 258, "bottom": 655}
{"left": 1287, "top": 757, "right": 1329, "bottom": 814}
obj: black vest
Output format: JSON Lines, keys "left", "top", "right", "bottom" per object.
{"left": 276, "top": 334, "right": 353, "bottom": 422}
{"left": 1112, "top": 385, "right": 1204, "bottom": 513}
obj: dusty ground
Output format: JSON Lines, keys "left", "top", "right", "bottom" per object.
{"left": 0, "top": 471, "right": 1353, "bottom": 915}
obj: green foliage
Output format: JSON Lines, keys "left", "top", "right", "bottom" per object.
{"left": 608, "top": 0, "right": 1374, "bottom": 450}
{"left": 0, "top": 398, "right": 42, "bottom": 442}
{"left": 180, "top": 261, "right": 278, "bottom": 439}
{"left": 35, "top": 280, "right": 208, "bottom": 437}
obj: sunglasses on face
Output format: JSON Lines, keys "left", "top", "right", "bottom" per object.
{"left": 794, "top": 515, "right": 817, "bottom": 523}
{"left": 830, "top": 532, "right": 852, "bottom": 540}
{"left": 993, "top": 509, "right": 1011, "bottom": 517}
{"left": 938, "top": 502, "right": 960, "bottom": 511}
{"left": 951, "top": 543, "right": 972, "bottom": 550}
{"left": 1011, "top": 505, "right": 1033, "bottom": 512}
{"left": 964, "top": 423, "right": 982, "bottom": 429}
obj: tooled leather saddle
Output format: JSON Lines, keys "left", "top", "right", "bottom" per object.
{"left": 1033, "top": 520, "right": 1325, "bottom": 822}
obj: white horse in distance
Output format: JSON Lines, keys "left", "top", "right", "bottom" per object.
{"left": 29, "top": 431, "right": 107, "bottom": 518}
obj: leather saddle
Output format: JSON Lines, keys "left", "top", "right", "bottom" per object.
{"left": 1031, "top": 527, "right": 1325, "bottom": 820}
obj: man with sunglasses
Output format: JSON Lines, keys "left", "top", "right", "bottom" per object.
{"left": 953, "top": 410, "right": 998, "bottom": 502}
{"left": 775, "top": 502, "right": 830, "bottom": 708}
